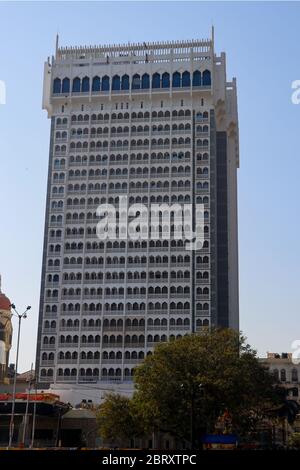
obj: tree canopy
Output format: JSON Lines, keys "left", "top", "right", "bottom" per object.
{"left": 97, "top": 329, "right": 282, "bottom": 447}
{"left": 96, "top": 393, "right": 143, "bottom": 444}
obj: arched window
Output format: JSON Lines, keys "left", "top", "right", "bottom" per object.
{"left": 53, "top": 78, "right": 61, "bottom": 94}
{"left": 101, "top": 75, "right": 110, "bottom": 91}
{"left": 152, "top": 73, "right": 160, "bottom": 89}
{"left": 92, "top": 76, "right": 100, "bottom": 92}
{"left": 162, "top": 72, "right": 170, "bottom": 88}
{"left": 172, "top": 72, "right": 181, "bottom": 88}
{"left": 182, "top": 71, "right": 190, "bottom": 87}
{"left": 142, "top": 73, "right": 150, "bottom": 89}
{"left": 121, "top": 75, "right": 129, "bottom": 90}
{"left": 62, "top": 78, "right": 70, "bottom": 93}
{"left": 292, "top": 368, "right": 298, "bottom": 382}
{"left": 193, "top": 70, "right": 201, "bottom": 87}
{"left": 72, "top": 77, "right": 80, "bottom": 93}
{"left": 112, "top": 75, "right": 121, "bottom": 91}
{"left": 280, "top": 369, "right": 286, "bottom": 382}
{"left": 202, "top": 70, "right": 211, "bottom": 86}
{"left": 132, "top": 74, "right": 140, "bottom": 90}
{"left": 81, "top": 76, "right": 90, "bottom": 92}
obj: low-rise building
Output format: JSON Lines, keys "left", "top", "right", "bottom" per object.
{"left": 260, "top": 352, "right": 300, "bottom": 400}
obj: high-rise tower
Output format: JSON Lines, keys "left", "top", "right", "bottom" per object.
{"left": 36, "top": 33, "right": 239, "bottom": 395}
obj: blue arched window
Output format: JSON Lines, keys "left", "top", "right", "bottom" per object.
{"left": 141, "top": 74, "right": 150, "bottom": 89}
{"left": 202, "top": 70, "right": 211, "bottom": 86}
{"left": 152, "top": 73, "right": 160, "bottom": 89}
{"left": 62, "top": 78, "right": 70, "bottom": 94}
{"left": 162, "top": 72, "right": 170, "bottom": 88}
{"left": 112, "top": 75, "right": 121, "bottom": 91}
{"left": 81, "top": 76, "right": 90, "bottom": 92}
{"left": 182, "top": 71, "right": 190, "bottom": 87}
{"left": 101, "top": 76, "right": 110, "bottom": 91}
{"left": 53, "top": 78, "right": 61, "bottom": 94}
{"left": 172, "top": 72, "right": 181, "bottom": 88}
{"left": 132, "top": 74, "right": 141, "bottom": 90}
{"left": 193, "top": 71, "right": 201, "bottom": 87}
{"left": 72, "top": 77, "right": 80, "bottom": 93}
{"left": 121, "top": 75, "right": 129, "bottom": 90}
{"left": 92, "top": 76, "right": 100, "bottom": 92}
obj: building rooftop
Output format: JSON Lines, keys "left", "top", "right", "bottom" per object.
{"left": 0, "top": 275, "right": 11, "bottom": 311}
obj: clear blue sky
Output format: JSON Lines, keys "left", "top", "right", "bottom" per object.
{"left": 0, "top": 1, "right": 299, "bottom": 372}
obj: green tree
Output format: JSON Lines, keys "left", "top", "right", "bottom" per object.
{"left": 133, "top": 329, "right": 281, "bottom": 447}
{"left": 96, "top": 393, "right": 143, "bottom": 444}
{"left": 288, "top": 432, "right": 300, "bottom": 449}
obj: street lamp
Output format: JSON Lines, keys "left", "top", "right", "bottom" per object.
{"left": 180, "top": 381, "right": 203, "bottom": 450}
{"left": 8, "top": 304, "right": 31, "bottom": 448}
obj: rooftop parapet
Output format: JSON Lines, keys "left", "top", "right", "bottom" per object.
{"left": 56, "top": 37, "right": 214, "bottom": 62}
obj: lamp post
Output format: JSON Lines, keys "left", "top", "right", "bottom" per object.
{"left": 8, "top": 303, "right": 31, "bottom": 448}
{"left": 181, "top": 381, "right": 203, "bottom": 450}
{"left": 21, "top": 363, "right": 34, "bottom": 446}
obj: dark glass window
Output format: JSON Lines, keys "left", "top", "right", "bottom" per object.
{"left": 72, "top": 77, "right": 80, "bottom": 93}
{"left": 53, "top": 78, "right": 61, "bottom": 94}
{"left": 62, "top": 78, "right": 70, "bottom": 93}
{"left": 81, "top": 76, "right": 90, "bottom": 92}
{"left": 142, "top": 74, "right": 150, "bottom": 89}
{"left": 92, "top": 76, "right": 100, "bottom": 92}
{"left": 121, "top": 75, "right": 129, "bottom": 90}
{"left": 202, "top": 70, "right": 211, "bottom": 86}
{"left": 112, "top": 75, "right": 121, "bottom": 91}
{"left": 172, "top": 72, "right": 181, "bottom": 88}
{"left": 101, "top": 76, "right": 110, "bottom": 91}
{"left": 182, "top": 71, "right": 190, "bottom": 87}
{"left": 152, "top": 73, "right": 160, "bottom": 89}
{"left": 193, "top": 70, "right": 201, "bottom": 87}
{"left": 132, "top": 74, "right": 141, "bottom": 90}
{"left": 162, "top": 72, "right": 170, "bottom": 88}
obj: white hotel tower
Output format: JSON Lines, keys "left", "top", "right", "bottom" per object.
{"left": 36, "top": 32, "right": 239, "bottom": 398}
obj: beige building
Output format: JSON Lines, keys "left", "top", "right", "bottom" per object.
{"left": 0, "top": 278, "right": 12, "bottom": 385}
{"left": 261, "top": 352, "right": 300, "bottom": 400}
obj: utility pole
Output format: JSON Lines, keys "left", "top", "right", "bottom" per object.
{"left": 8, "top": 304, "right": 31, "bottom": 447}
{"left": 21, "top": 363, "right": 34, "bottom": 446}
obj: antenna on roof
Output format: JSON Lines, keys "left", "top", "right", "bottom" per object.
{"left": 55, "top": 33, "right": 59, "bottom": 57}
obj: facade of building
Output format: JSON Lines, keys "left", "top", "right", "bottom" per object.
{"left": 261, "top": 353, "right": 300, "bottom": 401}
{"left": 0, "top": 277, "right": 12, "bottom": 385}
{"left": 36, "top": 32, "right": 239, "bottom": 391}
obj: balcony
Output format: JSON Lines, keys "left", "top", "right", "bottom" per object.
{"left": 39, "top": 376, "right": 54, "bottom": 383}
{"left": 79, "top": 359, "right": 100, "bottom": 364}
{"left": 42, "top": 328, "right": 57, "bottom": 334}
{"left": 80, "top": 342, "right": 101, "bottom": 348}
{"left": 101, "top": 342, "right": 122, "bottom": 349}
{"left": 58, "top": 342, "right": 79, "bottom": 348}
{"left": 78, "top": 377, "right": 99, "bottom": 383}
{"left": 40, "top": 360, "right": 55, "bottom": 366}
{"left": 57, "top": 358, "right": 78, "bottom": 364}
{"left": 61, "top": 295, "right": 81, "bottom": 301}
{"left": 101, "top": 359, "right": 123, "bottom": 364}
{"left": 124, "top": 342, "right": 145, "bottom": 348}
{"left": 60, "top": 326, "right": 80, "bottom": 332}
{"left": 102, "top": 326, "right": 124, "bottom": 332}
{"left": 44, "top": 312, "right": 58, "bottom": 319}
{"left": 56, "top": 376, "right": 77, "bottom": 382}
